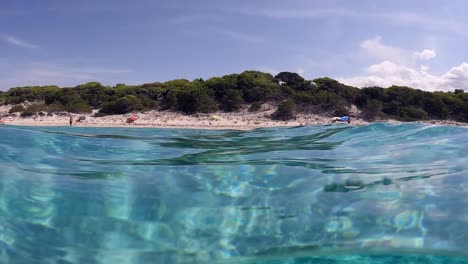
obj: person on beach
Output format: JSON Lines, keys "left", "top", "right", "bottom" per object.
{"left": 0, "top": 117, "right": 4, "bottom": 125}
{"left": 331, "top": 115, "right": 351, "bottom": 124}
{"left": 69, "top": 116, "right": 73, "bottom": 126}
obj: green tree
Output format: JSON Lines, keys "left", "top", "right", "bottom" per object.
{"left": 398, "top": 106, "right": 429, "bottom": 121}
{"left": 222, "top": 89, "right": 243, "bottom": 111}
{"left": 21, "top": 103, "right": 48, "bottom": 117}
{"left": 249, "top": 102, "right": 262, "bottom": 112}
{"left": 68, "top": 102, "right": 93, "bottom": 114}
{"left": 272, "top": 100, "right": 296, "bottom": 120}
{"left": 362, "top": 99, "right": 382, "bottom": 121}
{"left": 275, "top": 72, "right": 311, "bottom": 91}
{"left": 9, "top": 105, "right": 25, "bottom": 113}
{"left": 422, "top": 97, "right": 448, "bottom": 119}
{"left": 162, "top": 92, "right": 178, "bottom": 110}
{"left": 99, "top": 95, "right": 147, "bottom": 115}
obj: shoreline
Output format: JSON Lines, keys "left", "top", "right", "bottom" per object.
{"left": 1, "top": 112, "right": 467, "bottom": 130}
{"left": 2, "top": 105, "right": 467, "bottom": 130}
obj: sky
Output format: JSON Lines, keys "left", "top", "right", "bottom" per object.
{"left": 1, "top": 0, "right": 468, "bottom": 91}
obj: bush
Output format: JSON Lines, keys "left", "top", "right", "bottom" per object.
{"left": 68, "top": 102, "right": 93, "bottom": 114}
{"left": 196, "top": 93, "right": 219, "bottom": 113}
{"left": 313, "top": 91, "right": 343, "bottom": 111}
{"left": 222, "top": 89, "right": 243, "bottom": 111}
{"left": 93, "top": 112, "right": 107, "bottom": 117}
{"left": 21, "top": 103, "right": 47, "bottom": 117}
{"left": 249, "top": 102, "right": 262, "bottom": 112}
{"left": 272, "top": 100, "right": 296, "bottom": 120}
{"left": 162, "top": 92, "right": 177, "bottom": 110}
{"left": 293, "top": 92, "right": 315, "bottom": 105}
{"left": 398, "top": 106, "right": 429, "bottom": 121}
{"left": 362, "top": 99, "right": 382, "bottom": 121}
{"left": 174, "top": 89, "right": 218, "bottom": 114}
{"left": 9, "top": 105, "right": 25, "bottom": 113}
{"left": 47, "top": 103, "right": 67, "bottom": 113}
{"left": 99, "top": 95, "right": 147, "bottom": 115}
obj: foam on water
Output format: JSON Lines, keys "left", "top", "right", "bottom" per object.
{"left": 0, "top": 123, "right": 467, "bottom": 263}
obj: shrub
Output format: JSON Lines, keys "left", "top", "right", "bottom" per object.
{"left": 249, "top": 102, "right": 262, "bottom": 112}
{"left": 222, "top": 89, "right": 243, "bottom": 111}
{"left": 68, "top": 102, "right": 93, "bottom": 114}
{"left": 47, "top": 103, "right": 67, "bottom": 113}
{"left": 272, "top": 100, "right": 296, "bottom": 120}
{"left": 398, "top": 106, "right": 429, "bottom": 121}
{"left": 196, "top": 93, "right": 219, "bottom": 113}
{"left": 333, "top": 105, "right": 349, "bottom": 117}
{"left": 21, "top": 103, "right": 47, "bottom": 116}
{"left": 93, "top": 112, "right": 107, "bottom": 117}
{"left": 9, "top": 105, "right": 25, "bottom": 113}
{"left": 362, "top": 99, "right": 382, "bottom": 121}
{"left": 293, "top": 92, "right": 315, "bottom": 105}
{"left": 162, "top": 92, "right": 177, "bottom": 110}
{"left": 99, "top": 95, "right": 147, "bottom": 115}
{"left": 312, "top": 91, "right": 344, "bottom": 112}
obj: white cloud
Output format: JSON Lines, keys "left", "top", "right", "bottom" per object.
{"left": 336, "top": 36, "right": 456, "bottom": 91}
{"left": 360, "top": 37, "right": 437, "bottom": 66}
{"left": 339, "top": 61, "right": 468, "bottom": 92}
{"left": 1, "top": 35, "right": 39, "bottom": 49}
{"left": 420, "top": 65, "right": 430, "bottom": 72}
{"left": 414, "top": 49, "right": 437, "bottom": 60}
{"left": 360, "top": 36, "right": 407, "bottom": 64}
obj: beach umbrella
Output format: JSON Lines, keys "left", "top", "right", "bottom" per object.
{"left": 210, "top": 115, "right": 219, "bottom": 120}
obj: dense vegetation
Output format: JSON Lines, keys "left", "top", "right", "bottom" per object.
{"left": 0, "top": 71, "right": 467, "bottom": 122}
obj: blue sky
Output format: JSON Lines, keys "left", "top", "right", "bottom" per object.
{"left": 1, "top": 0, "right": 468, "bottom": 91}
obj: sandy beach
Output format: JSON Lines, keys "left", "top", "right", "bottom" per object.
{"left": 1, "top": 104, "right": 466, "bottom": 129}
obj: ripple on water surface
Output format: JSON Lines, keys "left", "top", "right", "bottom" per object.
{"left": 0, "top": 123, "right": 467, "bottom": 263}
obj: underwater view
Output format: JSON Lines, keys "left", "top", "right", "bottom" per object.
{"left": 0, "top": 124, "right": 467, "bottom": 263}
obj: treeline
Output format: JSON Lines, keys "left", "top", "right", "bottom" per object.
{"left": 0, "top": 71, "right": 467, "bottom": 122}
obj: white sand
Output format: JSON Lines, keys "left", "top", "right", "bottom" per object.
{"left": 1, "top": 105, "right": 466, "bottom": 130}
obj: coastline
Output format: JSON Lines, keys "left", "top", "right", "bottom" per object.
{"left": 1, "top": 108, "right": 467, "bottom": 130}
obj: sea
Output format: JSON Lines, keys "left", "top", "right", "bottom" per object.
{"left": 0, "top": 123, "right": 466, "bottom": 264}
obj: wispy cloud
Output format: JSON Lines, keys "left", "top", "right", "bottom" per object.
{"left": 235, "top": 7, "right": 360, "bottom": 19}
{"left": 0, "top": 63, "right": 132, "bottom": 90}
{"left": 219, "top": 29, "right": 264, "bottom": 43}
{"left": 1, "top": 34, "right": 39, "bottom": 49}
{"left": 234, "top": 7, "right": 468, "bottom": 37}
{"left": 169, "top": 14, "right": 222, "bottom": 24}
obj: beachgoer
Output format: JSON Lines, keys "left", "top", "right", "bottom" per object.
{"left": 69, "top": 116, "right": 73, "bottom": 126}
{"left": 331, "top": 116, "right": 351, "bottom": 124}
{"left": 0, "top": 117, "right": 4, "bottom": 125}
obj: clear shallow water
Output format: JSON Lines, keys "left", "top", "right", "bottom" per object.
{"left": 0, "top": 123, "right": 467, "bottom": 264}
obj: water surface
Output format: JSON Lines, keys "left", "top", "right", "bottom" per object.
{"left": 0, "top": 123, "right": 467, "bottom": 263}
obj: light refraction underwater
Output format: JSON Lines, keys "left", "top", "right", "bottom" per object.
{"left": 0, "top": 123, "right": 467, "bottom": 263}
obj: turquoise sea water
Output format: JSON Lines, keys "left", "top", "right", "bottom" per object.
{"left": 0, "top": 123, "right": 467, "bottom": 264}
